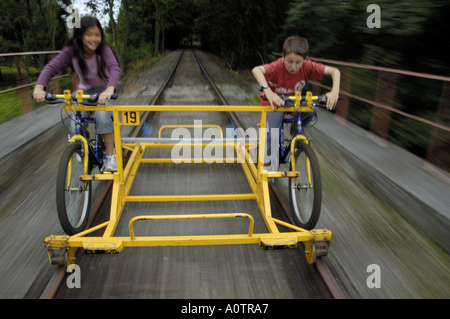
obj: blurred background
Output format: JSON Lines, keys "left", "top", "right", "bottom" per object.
{"left": 1, "top": 0, "right": 449, "bottom": 172}
{"left": 1, "top": 0, "right": 450, "bottom": 299}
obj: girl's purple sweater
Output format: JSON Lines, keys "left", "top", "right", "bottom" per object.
{"left": 37, "top": 44, "right": 121, "bottom": 91}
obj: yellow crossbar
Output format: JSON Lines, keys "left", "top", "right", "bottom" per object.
{"left": 129, "top": 213, "right": 255, "bottom": 239}
{"left": 124, "top": 194, "right": 257, "bottom": 203}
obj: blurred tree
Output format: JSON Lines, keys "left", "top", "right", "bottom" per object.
{"left": 284, "top": 0, "right": 364, "bottom": 62}
{"left": 282, "top": 0, "right": 450, "bottom": 159}
{"left": 1, "top": 0, "right": 448, "bottom": 160}
{"left": 163, "top": 0, "right": 196, "bottom": 50}
{"left": 86, "top": 0, "right": 125, "bottom": 71}
{"left": 0, "top": 0, "right": 67, "bottom": 73}
{"left": 194, "top": 0, "right": 290, "bottom": 68}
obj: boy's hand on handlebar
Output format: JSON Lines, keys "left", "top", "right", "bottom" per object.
{"left": 325, "top": 91, "right": 339, "bottom": 110}
{"left": 98, "top": 86, "right": 116, "bottom": 105}
{"left": 265, "top": 90, "right": 285, "bottom": 109}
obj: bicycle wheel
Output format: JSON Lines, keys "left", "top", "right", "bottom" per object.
{"left": 56, "top": 143, "right": 92, "bottom": 235}
{"left": 288, "top": 139, "right": 322, "bottom": 230}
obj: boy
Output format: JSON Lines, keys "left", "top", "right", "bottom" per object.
{"left": 252, "top": 36, "right": 340, "bottom": 170}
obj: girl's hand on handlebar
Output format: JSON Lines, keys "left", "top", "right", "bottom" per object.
{"left": 325, "top": 91, "right": 339, "bottom": 110}
{"left": 98, "top": 86, "right": 116, "bottom": 105}
{"left": 33, "top": 85, "right": 46, "bottom": 103}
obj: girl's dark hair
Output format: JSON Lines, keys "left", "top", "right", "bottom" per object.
{"left": 68, "top": 16, "right": 108, "bottom": 83}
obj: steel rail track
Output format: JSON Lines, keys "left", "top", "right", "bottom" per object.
{"left": 39, "top": 48, "right": 346, "bottom": 299}
{"left": 269, "top": 185, "right": 347, "bottom": 299}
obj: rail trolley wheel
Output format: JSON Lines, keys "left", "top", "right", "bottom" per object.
{"left": 305, "top": 242, "right": 329, "bottom": 264}
{"left": 288, "top": 140, "right": 322, "bottom": 230}
{"left": 304, "top": 241, "right": 317, "bottom": 264}
{"left": 56, "top": 143, "right": 92, "bottom": 235}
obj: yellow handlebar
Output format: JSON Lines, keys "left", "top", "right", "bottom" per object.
{"left": 292, "top": 91, "right": 316, "bottom": 108}
{"left": 54, "top": 90, "right": 91, "bottom": 100}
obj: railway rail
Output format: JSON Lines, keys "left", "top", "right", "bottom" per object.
{"left": 38, "top": 49, "right": 346, "bottom": 299}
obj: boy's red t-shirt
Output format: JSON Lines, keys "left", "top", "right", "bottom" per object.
{"left": 259, "top": 58, "right": 326, "bottom": 105}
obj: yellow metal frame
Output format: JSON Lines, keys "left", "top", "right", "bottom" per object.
{"left": 45, "top": 90, "right": 331, "bottom": 266}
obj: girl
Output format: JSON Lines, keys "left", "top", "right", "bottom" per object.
{"left": 33, "top": 16, "right": 121, "bottom": 172}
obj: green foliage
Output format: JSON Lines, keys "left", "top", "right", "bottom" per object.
{"left": 0, "top": 0, "right": 67, "bottom": 54}
{"left": 388, "top": 114, "right": 435, "bottom": 158}
{"left": 244, "top": 95, "right": 261, "bottom": 106}
{"left": 282, "top": 0, "right": 450, "bottom": 159}
{"left": 346, "top": 68, "right": 379, "bottom": 130}
{"left": 0, "top": 90, "right": 21, "bottom": 124}
{"left": 194, "top": 0, "right": 292, "bottom": 68}
{"left": 124, "top": 43, "right": 155, "bottom": 64}
{"left": 284, "top": 0, "right": 360, "bottom": 61}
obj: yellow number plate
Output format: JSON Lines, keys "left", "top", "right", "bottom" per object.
{"left": 122, "top": 111, "right": 140, "bottom": 126}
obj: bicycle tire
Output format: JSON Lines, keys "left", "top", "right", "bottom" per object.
{"left": 56, "top": 143, "right": 92, "bottom": 235}
{"left": 288, "top": 140, "right": 322, "bottom": 230}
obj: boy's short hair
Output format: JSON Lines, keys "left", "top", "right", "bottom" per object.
{"left": 283, "top": 36, "right": 309, "bottom": 59}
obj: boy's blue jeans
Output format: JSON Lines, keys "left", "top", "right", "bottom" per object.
{"left": 264, "top": 110, "right": 316, "bottom": 168}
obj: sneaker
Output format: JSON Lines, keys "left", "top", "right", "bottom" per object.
{"left": 102, "top": 155, "right": 117, "bottom": 172}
